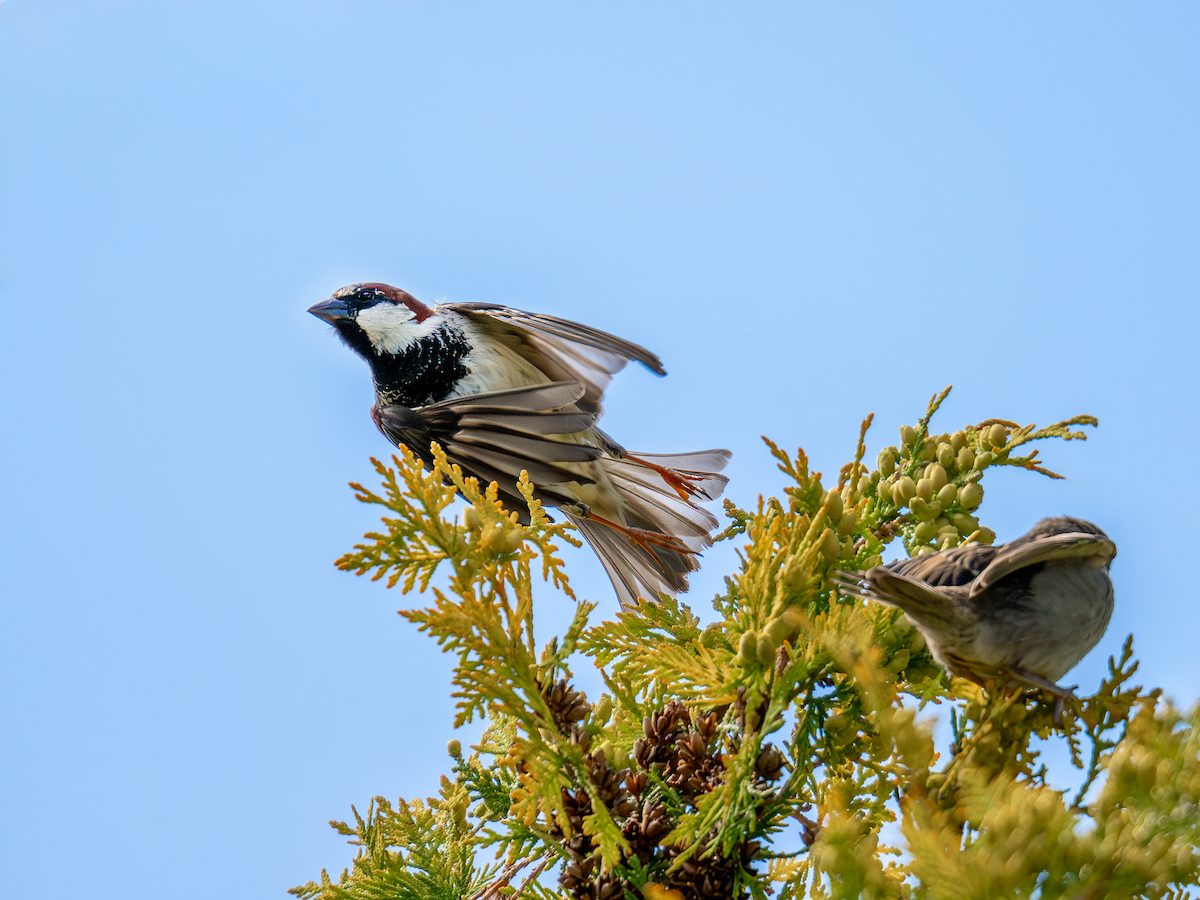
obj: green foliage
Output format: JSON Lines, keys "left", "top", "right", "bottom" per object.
{"left": 293, "top": 389, "right": 1199, "bottom": 900}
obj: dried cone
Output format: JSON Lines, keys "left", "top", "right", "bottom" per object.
{"left": 541, "top": 677, "right": 591, "bottom": 733}
{"left": 755, "top": 743, "right": 785, "bottom": 783}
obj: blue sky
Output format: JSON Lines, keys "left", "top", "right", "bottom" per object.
{"left": 1, "top": 2, "right": 1196, "bottom": 895}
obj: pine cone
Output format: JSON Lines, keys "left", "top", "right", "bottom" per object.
{"left": 621, "top": 797, "right": 673, "bottom": 865}
{"left": 625, "top": 770, "right": 649, "bottom": 799}
{"left": 664, "top": 835, "right": 762, "bottom": 900}
{"left": 541, "top": 677, "right": 591, "bottom": 733}
{"left": 556, "top": 786, "right": 592, "bottom": 837}
{"left": 634, "top": 700, "right": 692, "bottom": 769}
{"left": 669, "top": 728, "right": 723, "bottom": 796}
{"left": 754, "top": 743, "right": 785, "bottom": 782}
{"left": 585, "top": 750, "right": 635, "bottom": 818}
{"left": 559, "top": 853, "right": 598, "bottom": 895}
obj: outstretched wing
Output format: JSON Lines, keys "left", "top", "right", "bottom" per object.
{"left": 446, "top": 302, "right": 666, "bottom": 414}
{"left": 372, "top": 382, "right": 603, "bottom": 515}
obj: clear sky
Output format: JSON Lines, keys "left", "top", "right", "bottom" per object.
{"left": 1, "top": 2, "right": 1196, "bottom": 895}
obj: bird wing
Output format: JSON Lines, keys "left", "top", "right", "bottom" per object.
{"left": 887, "top": 543, "right": 998, "bottom": 587}
{"left": 445, "top": 303, "right": 666, "bottom": 413}
{"left": 372, "top": 382, "right": 603, "bottom": 513}
{"left": 856, "top": 567, "right": 971, "bottom": 634}
{"left": 970, "top": 531, "right": 1117, "bottom": 599}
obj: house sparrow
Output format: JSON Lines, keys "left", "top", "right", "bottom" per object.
{"left": 838, "top": 517, "right": 1116, "bottom": 719}
{"left": 309, "top": 282, "right": 731, "bottom": 606}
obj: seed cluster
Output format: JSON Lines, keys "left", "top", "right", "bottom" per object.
{"left": 876, "top": 422, "right": 1011, "bottom": 554}
{"left": 539, "top": 682, "right": 781, "bottom": 900}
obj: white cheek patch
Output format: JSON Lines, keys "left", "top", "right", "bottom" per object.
{"left": 356, "top": 304, "right": 440, "bottom": 354}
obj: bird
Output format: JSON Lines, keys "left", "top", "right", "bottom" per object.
{"left": 837, "top": 517, "right": 1116, "bottom": 720}
{"left": 308, "top": 282, "right": 731, "bottom": 606}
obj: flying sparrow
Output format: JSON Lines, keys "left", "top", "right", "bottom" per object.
{"left": 838, "top": 517, "right": 1116, "bottom": 720}
{"left": 309, "top": 282, "right": 731, "bottom": 606}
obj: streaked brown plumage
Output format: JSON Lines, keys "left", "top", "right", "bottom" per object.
{"left": 838, "top": 517, "right": 1116, "bottom": 717}
{"left": 309, "top": 282, "right": 731, "bottom": 606}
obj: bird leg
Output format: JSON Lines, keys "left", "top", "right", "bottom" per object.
{"left": 1008, "top": 667, "right": 1078, "bottom": 727}
{"left": 624, "top": 454, "right": 714, "bottom": 502}
{"left": 571, "top": 506, "right": 697, "bottom": 570}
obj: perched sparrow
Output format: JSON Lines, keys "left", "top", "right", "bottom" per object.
{"left": 838, "top": 517, "right": 1116, "bottom": 718}
{"left": 309, "top": 282, "right": 731, "bottom": 606}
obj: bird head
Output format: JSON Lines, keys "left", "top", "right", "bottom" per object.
{"left": 1025, "top": 516, "right": 1109, "bottom": 542}
{"left": 308, "top": 283, "right": 438, "bottom": 360}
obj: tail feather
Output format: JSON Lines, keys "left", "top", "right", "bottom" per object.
{"left": 856, "top": 568, "right": 970, "bottom": 634}
{"left": 622, "top": 449, "right": 731, "bottom": 500}
{"left": 604, "top": 460, "right": 720, "bottom": 540}
{"left": 569, "top": 449, "right": 730, "bottom": 606}
{"left": 569, "top": 515, "right": 693, "bottom": 608}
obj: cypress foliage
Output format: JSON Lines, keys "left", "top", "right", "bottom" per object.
{"left": 292, "top": 388, "right": 1199, "bottom": 900}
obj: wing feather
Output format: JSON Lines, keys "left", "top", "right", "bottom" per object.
{"left": 971, "top": 532, "right": 1118, "bottom": 598}
{"left": 372, "top": 382, "right": 600, "bottom": 491}
{"left": 447, "top": 302, "right": 665, "bottom": 412}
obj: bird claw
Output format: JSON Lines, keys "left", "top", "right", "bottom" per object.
{"left": 626, "top": 454, "right": 713, "bottom": 502}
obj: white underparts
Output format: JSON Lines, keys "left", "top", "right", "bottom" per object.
{"left": 451, "top": 322, "right": 548, "bottom": 396}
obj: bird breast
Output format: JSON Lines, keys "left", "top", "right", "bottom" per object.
{"left": 979, "top": 560, "right": 1115, "bottom": 682}
{"left": 450, "top": 321, "right": 551, "bottom": 397}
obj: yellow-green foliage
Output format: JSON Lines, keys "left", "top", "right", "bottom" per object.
{"left": 292, "top": 389, "right": 1199, "bottom": 900}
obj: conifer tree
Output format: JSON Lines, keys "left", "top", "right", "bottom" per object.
{"left": 292, "top": 388, "right": 1199, "bottom": 900}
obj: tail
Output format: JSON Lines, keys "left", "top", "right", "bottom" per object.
{"left": 836, "top": 567, "right": 969, "bottom": 635}
{"left": 568, "top": 449, "right": 731, "bottom": 607}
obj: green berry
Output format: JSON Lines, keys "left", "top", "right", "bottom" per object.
{"left": 909, "top": 497, "right": 938, "bottom": 522}
{"left": 824, "top": 490, "right": 843, "bottom": 519}
{"left": 899, "top": 425, "right": 918, "bottom": 447}
{"left": 757, "top": 634, "right": 778, "bottom": 667}
{"left": 782, "top": 561, "right": 810, "bottom": 590}
{"left": 958, "top": 482, "right": 984, "bottom": 510}
{"left": 447, "top": 739, "right": 462, "bottom": 757}
{"left": 936, "top": 443, "right": 955, "bottom": 468}
{"left": 956, "top": 447, "right": 975, "bottom": 470}
{"left": 976, "top": 526, "right": 996, "bottom": 544}
{"left": 951, "top": 513, "right": 979, "bottom": 534}
{"left": 894, "top": 476, "right": 917, "bottom": 504}
{"left": 916, "top": 478, "right": 934, "bottom": 501}
{"left": 950, "top": 431, "right": 967, "bottom": 451}
{"left": 824, "top": 713, "right": 849, "bottom": 734}
{"left": 878, "top": 446, "right": 899, "bottom": 476}
{"left": 988, "top": 423, "right": 1008, "bottom": 446}
{"left": 926, "top": 464, "right": 948, "bottom": 490}
{"left": 936, "top": 483, "right": 958, "bottom": 507}
{"left": 821, "top": 529, "right": 840, "bottom": 560}
{"left": 738, "top": 631, "right": 758, "bottom": 665}
{"left": 593, "top": 695, "right": 613, "bottom": 726}
{"left": 839, "top": 510, "right": 857, "bottom": 535}
{"left": 914, "top": 521, "right": 938, "bottom": 543}
{"left": 974, "top": 451, "right": 995, "bottom": 469}
{"left": 877, "top": 480, "right": 894, "bottom": 505}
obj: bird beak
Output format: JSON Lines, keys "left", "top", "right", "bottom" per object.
{"left": 308, "top": 296, "right": 353, "bottom": 324}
